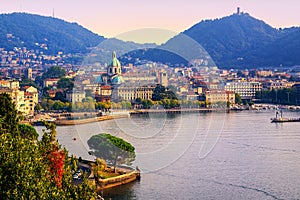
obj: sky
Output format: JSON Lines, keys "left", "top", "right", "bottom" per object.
{"left": 0, "top": 0, "right": 299, "bottom": 44}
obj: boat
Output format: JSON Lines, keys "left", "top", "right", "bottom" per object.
{"left": 271, "top": 109, "right": 300, "bottom": 123}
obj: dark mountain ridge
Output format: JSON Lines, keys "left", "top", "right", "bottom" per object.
{"left": 122, "top": 12, "right": 300, "bottom": 68}
{"left": 0, "top": 12, "right": 105, "bottom": 54}
{"left": 1, "top": 12, "right": 299, "bottom": 68}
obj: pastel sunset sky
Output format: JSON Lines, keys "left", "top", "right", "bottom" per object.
{"left": 1, "top": 0, "right": 299, "bottom": 44}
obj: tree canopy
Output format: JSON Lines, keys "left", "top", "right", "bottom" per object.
{"left": 152, "top": 84, "right": 177, "bottom": 101}
{"left": 18, "top": 123, "right": 39, "bottom": 140}
{"left": 57, "top": 77, "right": 74, "bottom": 91}
{"left": 87, "top": 134, "right": 136, "bottom": 172}
{"left": 0, "top": 93, "right": 96, "bottom": 199}
{"left": 0, "top": 93, "right": 19, "bottom": 135}
{"left": 42, "top": 66, "right": 66, "bottom": 79}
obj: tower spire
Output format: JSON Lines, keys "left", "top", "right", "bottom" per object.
{"left": 237, "top": 7, "right": 240, "bottom": 15}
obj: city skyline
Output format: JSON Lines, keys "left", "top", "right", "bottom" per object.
{"left": 0, "top": 0, "right": 300, "bottom": 44}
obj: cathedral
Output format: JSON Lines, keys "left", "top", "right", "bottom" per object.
{"left": 96, "top": 51, "right": 124, "bottom": 86}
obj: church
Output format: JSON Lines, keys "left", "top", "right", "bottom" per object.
{"left": 96, "top": 51, "right": 124, "bottom": 86}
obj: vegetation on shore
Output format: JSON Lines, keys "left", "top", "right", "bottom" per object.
{"left": 256, "top": 88, "right": 298, "bottom": 105}
{"left": 0, "top": 93, "right": 96, "bottom": 199}
{"left": 88, "top": 134, "right": 136, "bottom": 173}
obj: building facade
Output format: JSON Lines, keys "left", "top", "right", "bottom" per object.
{"left": 112, "top": 84, "right": 155, "bottom": 101}
{"left": 205, "top": 90, "right": 235, "bottom": 104}
{"left": 225, "top": 81, "right": 262, "bottom": 100}
{"left": 0, "top": 81, "right": 38, "bottom": 115}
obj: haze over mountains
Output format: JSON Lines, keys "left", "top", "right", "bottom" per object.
{"left": 0, "top": 12, "right": 299, "bottom": 68}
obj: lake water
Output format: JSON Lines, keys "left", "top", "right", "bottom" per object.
{"left": 35, "top": 110, "right": 300, "bottom": 199}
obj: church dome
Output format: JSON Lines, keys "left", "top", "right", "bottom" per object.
{"left": 111, "top": 75, "right": 124, "bottom": 84}
{"left": 109, "top": 51, "right": 121, "bottom": 67}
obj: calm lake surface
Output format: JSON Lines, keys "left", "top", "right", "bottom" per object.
{"left": 36, "top": 110, "right": 300, "bottom": 199}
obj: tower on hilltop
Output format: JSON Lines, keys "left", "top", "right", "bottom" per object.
{"left": 237, "top": 7, "right": 240, "bottom": 15}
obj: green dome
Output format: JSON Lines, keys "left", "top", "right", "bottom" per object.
{"left": 111, "top": 75, "right": 124, "bottom": 84}
{"left": 110, "top": 51, "right": 121, "bottom": 67}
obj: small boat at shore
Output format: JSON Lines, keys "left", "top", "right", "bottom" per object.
{"left": 271, "top": 109, "right": 300, "bottom": 123}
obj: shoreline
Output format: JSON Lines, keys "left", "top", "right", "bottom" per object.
{"left": 55, "top": 114, "right": 129, "bottom": 126}
{"left": 29, "top": 113, "right": 129, "bottom": 126}
{"left": 27, "top": 105, "right": 300, "bottom": 126}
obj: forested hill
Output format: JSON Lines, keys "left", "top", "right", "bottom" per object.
{"left": 2, "top": 12, "right": 300, "bottom": 68}
{"left": 122, "top": 13, "right": 300, "bottom": 68}
{"left": 0, "top": 12, "right": 105, "bottom": 54}
{"left": 172, "top": 12, "right": 300, "bottom": 68}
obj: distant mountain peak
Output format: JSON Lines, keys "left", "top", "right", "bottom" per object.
{"left": 122, "top": 12, "right": 300, "bottom": 68}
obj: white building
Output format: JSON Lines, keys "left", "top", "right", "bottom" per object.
{"left": 225, "top": 81, "right": 262, "bottom": 100}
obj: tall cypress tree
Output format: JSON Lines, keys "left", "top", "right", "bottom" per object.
{"left": 0, "top": 93, "right": 19, "bottom": 135}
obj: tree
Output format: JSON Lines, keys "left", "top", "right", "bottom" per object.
{"left": 152, "top": 84, "right": 177, "bottom": 101}
{"left": 52, "top": 101, "right": 66, "bottom": 110}
{"left": 0, "top": 93, "right": 19, "bottom": 135}
{"left": 87, "top": 134, "right": 136, "bottom": 172}
{"left": 0, "top": 95, "right": 96, "bottom": 199}
{"left": 141, "top": 99, "right": 154, "bottom": 109}
{"left": 42, "top": 66, "right": 66, "bottom": 79}
{"left": 57, "top": 78, "right": 74, "bottom": 91}
{"left": 20, "top": 77, "right": 37, "bottom": 88}
{"left": 53, "top": 91, "right": 67, "bottom": 102}
{"left": 235, "top": 93, "right": 242, "bottom": 104}
{"left": 18, "top": 124, "right": 39, "bottom": 140}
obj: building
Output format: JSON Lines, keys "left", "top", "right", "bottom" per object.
{"left": 97, "top": 51, "right": 124, "bottom": 85}
{"left": 23, "top": 86, "right": 38, "bottom": 104}
{"left": 0, "top": 80, "right": 19, "bottom": 90}
{"left": 180, "top": 92, "right": 199, "bottom": 101}
{"left": 66, "top": 90, "right": 86, "bottom": 103}
{"left": 204, "top": 90, "right": 235, "bottom": 104}
{"left": 159, "top": 72, "right": 168, "bottom": 87}
{"left": 95, "top": 85, "right": 112, "bottom": 102}
{"left": 107, "top": 51, "right": 122, "bottom": 77}
{"left": 264, "top": 80, "right": 295, "bottom": 90}
{"left": 112, "top": 83, "right": 155, "bottom": 101}
{"left": 225, "top": 81, "right": 262, "bottom": 100}
{"left": 44, "top": 78, "right": 60, "bottom": 87}
{"left": 0, "top": 82, "right": 38, "bottom": 115}
{"left": 0, "top": 80, "right": 10, "bottom": 88}
{"left": 26, "top": 67, "right": 32, "bottom": 80}
{"left": 24, "top": 92, "right": 35, "bottom": 115}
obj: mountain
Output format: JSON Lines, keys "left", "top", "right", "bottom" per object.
{"left": 181, "top": 13, "right": 278, "bottom": 67}
{"left": 2, "top": 12, "right": 300, "bottom": 68}
{"left": 251, "top": 28, "right": 300, "bottom": 67}
{"left": 170, "top": 12, "right": 300, "bottom": 68}
{"left": 0, "top": 12, "right": 105, "bottom": 54}
{"left": 83, "top": 38, "right": 157, "bottom": 65}
{"left": 122, "top": 12, "right": 300, "bottom": 68}
{"left": 0, "top": 12, "right": 158, "bottom": 65}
